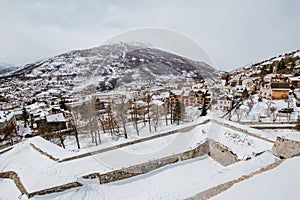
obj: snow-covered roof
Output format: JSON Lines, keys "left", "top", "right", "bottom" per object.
{"left": 183, "top": 91, "right": 190, "bottom": 97}
{"left": 282, "top": 74, "right": 293, "bottom": 78}
{"left": 152, "top": 99, "right": 164, "bottom": 106}
{"left": 135, "top": 100, "right": 147, "bottom": 106}
{"left": 263, "top": 74, "right": 277, "bottom": 81}
{"left": 152, "top": 95, "right": 163, "bottom": 100}
{"left": 13, "top": 110, "right": 23, "bottom": 116}
{"left": 171, "top": 90, "right": 183, "bottom": 96}
{"left": 46, "top": 113, "right": 68, "bottom": 123}
{"left": 0, "top": 110, "right": 14, "bottom": 123}
{"left": 218, "top": 94, "right": 233, "bottom": 101}
{"left": 160, "top": 92, "right": 170, "bottom": 98}
{"left": 288, "top": 77, "right": 300, "bottom": 82}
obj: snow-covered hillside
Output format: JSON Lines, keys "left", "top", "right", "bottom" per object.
{"left": 3, "top": 43, "right": 216, "bottom": 92}
{"left": 0, "top": 62, "right": 17, "bottom": 74}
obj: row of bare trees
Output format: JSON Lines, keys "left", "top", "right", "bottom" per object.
{"left": 68, "top": 93, "right": 186, "bottom": 148}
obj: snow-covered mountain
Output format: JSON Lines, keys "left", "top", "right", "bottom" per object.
{"left": 230, "top": 50, "right": 300, "bottom": 76}
{"left": 0, "top": 62, "right": 17, "bottom": 75}
{"left": 5, "top": 43, "right": 217, "bottom": 91}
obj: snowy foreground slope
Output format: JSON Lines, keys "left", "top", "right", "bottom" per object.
{"left": 33, "top": 153, "right": 275, "bottom": 200}
{"left": 212, "top": 156, "right": 300, "bottom": 200}
{"left": 0, "top": 118, "right": 298, "bottom": 199}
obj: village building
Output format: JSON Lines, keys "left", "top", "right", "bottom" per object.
{"left": 182, "top": 90, "right": 201, "bottom": 107}
{"left": 260, "top": 82, "right": 290, "bottom": 100}
{"left": 287, "top": 76, "right": 300, "bottom": 88}
{"left": 45, "top": 113, "right": 68, "bottom": 132}
{"left": 217, "top": 95, "right": 233, "bottom": 111}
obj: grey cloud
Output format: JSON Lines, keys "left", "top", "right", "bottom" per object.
{"left": 0, "top": 0, "right": 299, "bottom": 71}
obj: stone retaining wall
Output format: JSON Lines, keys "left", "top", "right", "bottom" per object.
{"left": 0, "top": 170, "right": 81, "bottom": 198}
{"left": 250, "top": 125, "right": 295, "bottom": 129}
{"left": 187, "top": 159, "right": 284, "bottom": 200}
{"left": 92, "top": 139, "right": 240, "bottom": 185}
{"left": 0, "top": 146, "right": 13, "bottom": 154}
{"left": 98, "top": 140, "right": 210, "bottom": 184}
{"left": 27, "top": 182, "right": 82, "bottom": 198}
{"left": 239, "top": 121, "right": 297, "bottom": 125}
{"left": 207, "top": 139, "right": 239, "bottom": 166}
{"left": 0, "top": 171, "right": 29, "bottom": 196}
{"left": 0, "top": 144, "right": 12, "bottom": 151}
{"left": 272, "top": 137, "right": 300, "bottom": 158}
{"left": 30, "top": 143, "right": 59, "bottom": 161}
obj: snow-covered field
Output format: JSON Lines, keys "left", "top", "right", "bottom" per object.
{"left": 1, "top": 115, "right": 300, "bottom": 199}
{"left": 259, "top": 129, "right": 300, "bottom": 142}
{"left": 207, "top": 122, "right": 273, "bottom": 159}
{"left": 229, "top": 94, "right": 300, "bottom": 123}
{"left": 32, "top": 152, "right": 276, "bottom": 200}
{"left": 0, "top": 179, "right": 27, "bottom": 200}
{"left": 0, "top": 122, "right": 209, "bottom": 194}
{"left": 60, "top": 106, "right": 203, "bottom": 152}
{"left": 212, "top": 156, "right": 300, "bottom": 200}
{"left": 0, "top": 117, "right": 281, "bottom": 199}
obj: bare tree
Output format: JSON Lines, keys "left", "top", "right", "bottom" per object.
{"left": 164, "top": 100, "right": 169, "bottom": 126}
{"left": 270, "top": 106, "right": 277, "bottom": 122}
{"left": 265, "top": 100, "right": 272, "bottom": 117}
{"left": 70, "top": 111, "right": 81, "bottom": 149}
{"left": 152, "top": 100, "right": 164, "bottom": 132}
{"left": 245, "top": 98, "right": 254, "bottom": 115}
{"left": 146, "top": 94, "right": 152, "bottom": 133}
{"left": 235, "top": 108, "right": 243, "bottom": 122}
{"left": 81, "top": 97, "right": 101, "bottom": 145}
{"left": 57, "top": 124, "right": 65, "bottom": 149}
{"left": 2, "top": 123, "right": 17, "bottom": 145}
{"left": 132, "top": 100, "right": 139, "bottom": 136}
{"left": 115, "top": 95, "right": 128, "bottom": 139}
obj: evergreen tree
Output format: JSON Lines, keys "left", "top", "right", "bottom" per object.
{"left": 201, "top": 91, "right": 209, "bottom": 116}
{"left": 173, "top": 100, "right": 181, "bottom": 125}
{"left": 22, "top": 106, "right": 29, "bottom": 128}
{"left": 59, "top": 98, "right": 67, "bottom": 111}
{"left": 201, "top": 103, "right": 207, "bottom": 116}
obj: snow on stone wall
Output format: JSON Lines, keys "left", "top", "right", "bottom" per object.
{"left": 272, "top": 137, "right": 300, "bottom": 158}
{"left": 207, "top": 139, "right": 239, "bottom": 166}
{"left": 98, "top": 140, "right": 210, "bottom": 184}
{"left": 95, "top": 139, "right": 240, "bottom": 184}
{"left": 0, "top": 171, "right": 28, "bottom": 196}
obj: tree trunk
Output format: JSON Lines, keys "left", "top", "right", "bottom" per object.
{"left": 120, "top": 97, "right": 128, "bottom": 139}
{"left": 94, "top": 132, "right": 98, "bottom": 145}
{"left": 170, "top": 101, "right": 173, "bottom": 124}
{"left": 147, "top": 102, "right": 151, "bottom": 132}
{"left": 59, "top": 134, "right": 65, "bottom": 149}
{"left": 165, "top": 103, "right": 168, "bottom": 126}
{"left": 121, "top": 116, "right": 127, "bottom": 139}
{"left": 89, "top": 118, "right": 94, "bottom": 143}
{"left": 98, "top": 116, "right": 106, "bottom": 133}
{"left": 134, "top": 103, "right": 139, "bottom": 136}
{"left": 73, "top": 124, "right": 80, "bottom": 149}
{"left": 98, "top": 130, "right": 101, "bottom": 144}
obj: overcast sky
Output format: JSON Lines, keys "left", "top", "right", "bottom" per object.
{"left": 0, "top": 0, "right": 299, "bottom": 71}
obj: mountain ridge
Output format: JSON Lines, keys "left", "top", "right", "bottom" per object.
{"left": 2, "top": 43, "right": 217, "bottom": 92}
